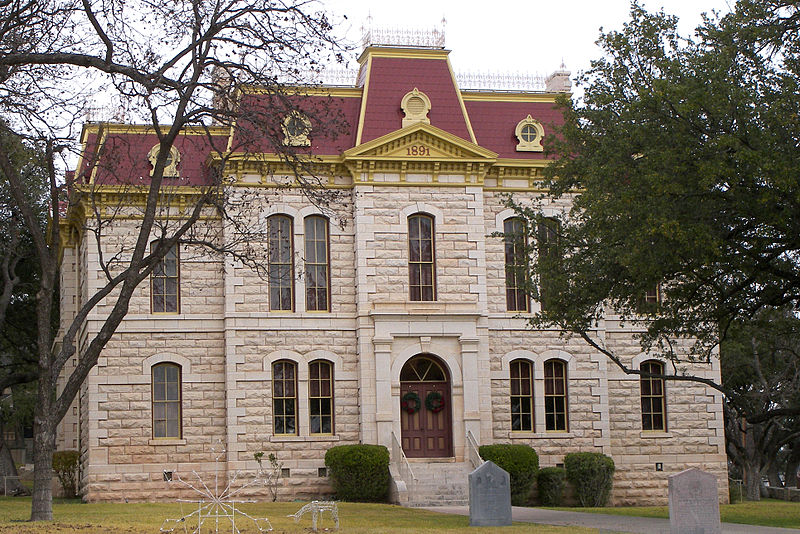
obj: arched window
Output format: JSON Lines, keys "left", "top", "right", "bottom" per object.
{"left": 309, "top": 360, "right": 334, "bottom": 434}
{"left": 408, "top": 214, "right": 435, "bottom": 301}
{"left": 510, "top": 359, "right": 534, "bottom": 432}
{"left": 152, "top": 363, "right": 181, "bottom": 439}
{"left": 504, "top": 218, "right": 528, "bottom": 312}
{"left": 641, "top": 360, "right": 666, "bottom": 431}
{"left": 151, "top": 243, "right": 180, "bottom": 313}
{"left": 268, "top": 215, "right": 294, "bottom": 311}
{"left": 544, "top": 359, "right": 568, "bottom": 432}
{"left": 537, "top": 217, "right": 560, "bottom": 310}
{"left": 273, "top": 360, "right": 297, "bottom": 435}
{"left": 304, "top": 216, "right": 330, "bottom": 312}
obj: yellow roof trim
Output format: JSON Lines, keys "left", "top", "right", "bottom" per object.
{"left": 494, "top": 158, "right": 552, "bottom": 168}
{"left": 78, "top": 123, "right": 231, "bottom": 136}
{"left": 461, "top": 92, "right": 562, "bottom": 103}
{"left": 447, "top": 57, "right": 476, "bottom": 144}
{"left": 242, "top": 85, "right": 363, "bottom": 98}
{"left": 355, "top": 55, "right": 373, "bottom": 146}
{"left": 343, "top": 122, "right": 497, "bottom": 160}
{"left": 357, "top": 46, "right": 451, "bottom": 64}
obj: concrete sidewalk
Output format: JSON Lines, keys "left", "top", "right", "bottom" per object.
{"left": 422, "top": 505, "right": 800, "bottom": 533}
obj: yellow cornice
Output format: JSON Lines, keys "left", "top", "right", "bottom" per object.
{"left": 79, "top": 123, "right": 231, "bottom": 136}
{"left": 242, "top": 85, "right": 363, "bottom": 98}
{"left": 494, "top": 158, "right": 551, "bottom": 168}
{"left": 357, "top": 46, "right": 451, "bottom": 64}
{"left": 461, "top": 92, "right": 560, "bottom": 103}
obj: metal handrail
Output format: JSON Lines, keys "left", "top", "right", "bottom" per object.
{"left": 390, "top": 432, "right": 416, "bottom": 484}
{"left": 466, "top": 430, "right": 484, "bottom": 470}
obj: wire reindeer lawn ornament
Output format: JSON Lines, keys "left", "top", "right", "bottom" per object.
{"left": 159, "top": 441, "right": 273, "bottom": 533}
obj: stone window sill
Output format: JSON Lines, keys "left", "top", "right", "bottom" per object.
{"left": 149, "top": 439, "right": 187, "bottom": 446}
{"left": 640, "top": 431, "right": 672, "bottom": 439}
{"left": 269, "top": 435, "right": 340, "bottom": 443}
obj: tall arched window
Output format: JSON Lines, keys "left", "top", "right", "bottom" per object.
{"left": 544, "top": 359, "right": 568, "bottom": 432}
{"left": 151, "top": 243, "right": 180, "bottom": 313}
{"left": 309, "top": 360, "right": 334, "bottom": 434}
{"left": 268, "top": 215, "right": 294, "bottom": 311}
{"left": 537, "top": 217, "right": 560, "bottom": 310}
{"left": 152, "top": 363, "right": 181, "bottom": 439}
{"left": 272, "top": 360, "right": 297, "bottom": 435}
{"left": 510, "top": 359, "right": 534, "bottom": 432}
{"left": 504, "top": 218, "right": 528, "bottom": 312}
{"left": 408, "top": 214, "right": 435, "bottom": 301}
{"left": 304, "top": 216, "right": 330, "bottom": 312}
{"left": 641, "top": 360, "right": 666, "bottom": 431}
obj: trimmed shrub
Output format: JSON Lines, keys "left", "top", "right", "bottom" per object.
{"left": 537, "top": 467, "right": 566, "bottom": 506}
{"left": 478, "top": 444, "right": 539, "bottom": 505}
{"left": 52, "top": 450, "right": 80, "bottom": 498}
{"left": 324, "top": 444, "right": 389, "bottom": 502}
{"left": 564, "top": 452, "right": 615, "bottom": 507}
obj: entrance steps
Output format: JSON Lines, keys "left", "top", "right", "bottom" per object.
{"left": 404, "top": 460, "right": 473, "bottom": 507}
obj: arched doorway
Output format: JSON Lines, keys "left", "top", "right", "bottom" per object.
{"left": 399, "top": 354, "right": 452, "bottom": 458}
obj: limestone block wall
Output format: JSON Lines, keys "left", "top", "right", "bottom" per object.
{"left": 353, "top": 184, "right": 484, "bottom": 308}
{"left": 81, "top": 330, "right": 226, "bottom": 501}
{"left": 222, "top": 187, "right": 356, "bottom": 317}
{"left": 604, "top": 328, "right": 728, "bottom": 505}
{"left": 225, "top": 327, "right": 360, "bottom": 500}
{"left": 487, "top": 328, "right": 605, "bottom": 458}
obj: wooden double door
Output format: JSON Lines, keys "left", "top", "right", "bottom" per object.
{"left": 400, "top": 355, "right": 452, "bottom": 458}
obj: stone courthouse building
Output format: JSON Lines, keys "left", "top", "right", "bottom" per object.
{"left": 57, "top": 33, "right": 728, "bottom": 506}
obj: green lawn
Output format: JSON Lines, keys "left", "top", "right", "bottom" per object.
{"left": 0, "top": 497, "right": 589, "bottom": 534}
{"left": 548, "top": 499, "right": 800, "bottom": 529}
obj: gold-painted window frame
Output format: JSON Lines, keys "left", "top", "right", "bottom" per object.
{"left": 544, "top": 359, "right": 568, "bottom": 432}
{"left": 152, "top": 362, "right": 182, "bottom": 439}
{"left": 641, "top": 360, "right": 667, "bottom": 432}
{"left": 309, "top": 360, "right": 334, "bottom": 435}
{"left": 268, "top": 215, "right": 295, "bottom": 312}
{"left": 510, "top": 359, "right": 534, "bottom": 432}
{"left": 408, "top": 214, "right": 436, "bottom": 301}
{"left": 272, "top": 360, "right": 298, "bottom": 436}
{"left": 304, "top": 216, "right": 330, "bottom": 312}
{"left": 151, "top": 243, "right": 180, "bottom": 314}
{"left": 504, "top": 218, "right": 529, "bottom": 312}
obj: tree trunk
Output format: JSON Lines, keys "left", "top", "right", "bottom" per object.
{"left": 30, "top": 390, "right": 55, "bottom": 521}
{"left": 743, "top": 460, "right": 762, "bottom": 501}
{"left": 0, "top": 431, "right": 25, "bottom": 495}
{"left": 766, "top": 463, "right": 783, "bottom": 487}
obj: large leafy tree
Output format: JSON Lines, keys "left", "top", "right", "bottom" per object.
{"left": 722, "top": 308, "right": 800, "bottom": 500}
{"left": 0, "top": 0, "right": 344, "bottom": 520}
{"left": 509, "top": 0, "right": 800, "bottom": 498}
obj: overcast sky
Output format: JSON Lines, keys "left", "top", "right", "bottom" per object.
{"left": 322, "top": 0, "right": 735, "bottom": 80}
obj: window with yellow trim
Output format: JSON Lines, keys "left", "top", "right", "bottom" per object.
{"left": 273, "top": 360, "right": 297, "bottom": 435}
{"left": 544, "top": 359, "right": 568, "bottom": 431}
{"left": 641, "top": 360, "right": 667, "bottom": 431}
{"left": 268, "top": 215, "right": 294, "bottom": 311}
{"left": 510, "top": 359, "right": 534, "bottom": 432}
{"left": 309, "top": 360, "right": 334, "bottom": 434}
{"left": 304, "top": 216, "right": 330, "bottom": 312}
{"left": 408, "top": 214, "right": 435, "bottom": 301}
{"left": 151, "top": 244, "right": 179, "bottom": 313}
{"left": 504, "top": 218, "right": 529, "bottom": 312}
{"left": 152, "top": 363, "right": 181, "bottom": 439}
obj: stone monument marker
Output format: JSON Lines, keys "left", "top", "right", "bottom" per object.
{"left": 668, "top": 467, "right": 721, "bottom": 534}
{"left": 469, "top": 460, "right": 512, "bottom": 527}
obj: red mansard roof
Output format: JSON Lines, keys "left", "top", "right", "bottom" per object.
{"left": 77, "top": 45, "right": 567, "bottom": 181}
{"left": 464, "top": 98, "right": 563, "bottom": 160}
{"left": 357, "top": 53, "right": 473, "bottom": 144}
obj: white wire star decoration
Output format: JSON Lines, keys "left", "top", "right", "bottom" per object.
{"left": 159, "top": 441, "right": 273, "bottom": 533}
